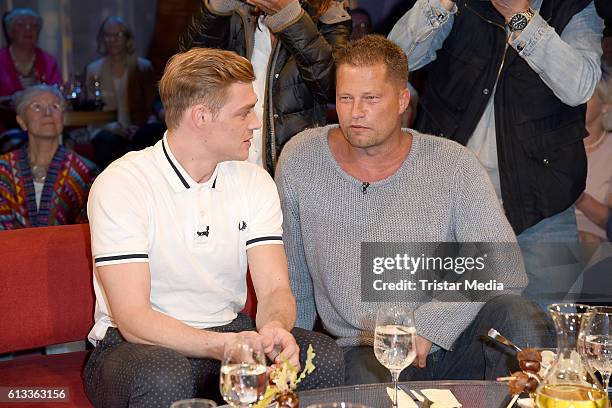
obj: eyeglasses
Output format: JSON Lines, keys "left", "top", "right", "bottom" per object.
{"left": 28, "top": 102, "right": 64, "bottom": 114}
{"left": 103, "top": 31, "right": 126, "bottom": 40}
{"left": 12, "top": 20, "right": 41, "bottom": 30}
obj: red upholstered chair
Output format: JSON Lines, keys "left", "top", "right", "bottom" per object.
{"left": 0, "top": 224, "right": 94, "bottom": 407}
{"left": 0, "top": 224, "right": 257, "bottom": 407}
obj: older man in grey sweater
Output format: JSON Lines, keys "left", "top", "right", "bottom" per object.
{"left": 275, "top": 35, "right": 553, "bottom": 385}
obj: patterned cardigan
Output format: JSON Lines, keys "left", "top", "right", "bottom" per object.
{"left": 0, "top": 145, "right": 98, "bottom": 229}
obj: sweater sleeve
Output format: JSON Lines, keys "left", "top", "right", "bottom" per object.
{"left": 415, "top": 147, "right": 527, "bottom": 350}
{"left": 275, "top": 149, "right": 317, "bottom": 330}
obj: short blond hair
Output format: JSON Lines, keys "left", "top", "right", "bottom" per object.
{"left": 336, "top": 35, "right": 408, "bottom": 86}
{"left": 159, "top": 48, "right": 255, "bottom": 130}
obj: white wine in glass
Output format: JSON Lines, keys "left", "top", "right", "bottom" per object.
{"left": 374, "top": 305, "right": 417, "bottom": 408}
{"left": 220, "top": 336, "right": 267, "bottom": 407}
{"left": 581, "top": 307, "right": 612, "bottom": 397}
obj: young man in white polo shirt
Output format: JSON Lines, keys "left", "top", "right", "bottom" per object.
{"left": 83, "top": 48, "right": 344, "bottom": 407}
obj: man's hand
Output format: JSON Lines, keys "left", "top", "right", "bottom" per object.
{"left": 491, "top": 0, "right": 530, "bottom": 22}
{"left": 220, "top": 330, "right": 263, "bottom": 359}
{"left": 259, "top": 322, "right": 300, "bottom": 369}
{"left": 439, "top": 0, "right": 456, "bottom": 12}
{"left": 413, "top": 335, "right": 433, "bottom": 368}
{"left": 246, "top": 0, "right": 295, "bottom": 14}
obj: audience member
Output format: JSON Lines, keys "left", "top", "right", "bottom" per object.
{"left": 576, "top": 79, "right": 612, "bottom": 246}
{"left": 180, "top": 0, "right": 351, "bottom": 174}
{"left": 596, "top": 0, "right": 612, "bottom": 77}
{"left": 349, "top": 7, "right": 372, "bottom": 40}
{"left": 389, "top": 0, "right": 604, "bottom": 309}
{"left": 83, "top": 48, "right": 343, "bottom": 407}
{"left": 85, "top": 16, "right": 156, "bottom": 168}
{"left": 0, "top": 8, "right": 62, "bottom": 100}
{"left": 595, "top": 0, "right": 612, "bottom": 32}
{"left": 602, "top": 29, "right": 612, "bottom": 78}
{"left": 129, "top": 96, "right": 166, "bottom": 151}
{"left": 0, "top": 85, "right": 98, "bottom": 230}
{"left": 276, "top": 35, "right": 552, "bottom": 385}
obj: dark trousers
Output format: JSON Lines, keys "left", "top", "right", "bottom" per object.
{"left": 84, "top": 314, "right": 344, "bottom": 408}
{"left": 343, "top": 294, "right": 555, "bottom": 385}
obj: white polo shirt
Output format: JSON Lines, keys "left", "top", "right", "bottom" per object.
{"left": 87, "top": 134, "right": 283, "bottom": 344}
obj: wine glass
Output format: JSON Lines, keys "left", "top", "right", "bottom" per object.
{"left": 373, "top": 305, "right": 417, "bottom": 408}
{"left": 220, "top": 335, "right": 268, "bottom": 407}
{"left": 580, "top": 306, "right": 612, "bottom": 396}
{"left": 170, "top": 399, "right": 217, "bottom": 408}
{"left": 306, "top": 403, "right": 374, "bottom": 408}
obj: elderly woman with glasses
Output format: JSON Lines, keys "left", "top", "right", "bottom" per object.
{"left": 0, "top": 85, "right": 98, "bottom": 230}
{"left": 0, "top": 8, "right": 62, "bottom": 99}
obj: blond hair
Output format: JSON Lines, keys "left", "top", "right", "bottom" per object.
{"left": 159, "top": 48, "right": 255, "bottom": 130}
{"left": 336, "top": 35, "right": 408, "bottom": 86}
{"left": 97, "top": 16, "right": 135, "bottom": 55}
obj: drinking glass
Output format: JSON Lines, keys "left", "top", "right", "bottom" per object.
{"left": 373, "top": 305, "right": 417, "bottom": 408}
{"left": 580, "top": 306, "right": 612, "bottom": 395}
{"left": 220, "top": 335, "right": 267, "bottom": 407}
{"left": 170, "top": 399, "right": 217, "bottom": 408}
{"left": 306, "top": 403, "right": 374, "bottom": 408}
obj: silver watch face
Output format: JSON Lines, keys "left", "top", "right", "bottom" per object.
{"left": 509, "top": 13, "right": 529, "bottom": 31}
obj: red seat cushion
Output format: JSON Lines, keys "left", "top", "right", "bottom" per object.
{"left": 0, "top": 351, "right": 92, "bottom": 407}
{"left": 0, "top": 224, "right": 94, "bottom": 354}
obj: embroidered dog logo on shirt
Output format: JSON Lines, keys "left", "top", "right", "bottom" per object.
{"left": 196, "top": 226, "right": 210, "bottom": 237}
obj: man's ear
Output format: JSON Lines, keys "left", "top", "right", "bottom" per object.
{"left": 190, "top": 104, "right": 214, "bottom": 129}
{"left": 16, "top": 115, "right": 27, "bottom": 131}
{"left": 399, "top": 87, "right": 410, "bottom": 115}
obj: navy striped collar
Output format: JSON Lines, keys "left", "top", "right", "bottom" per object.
{"left": 159, "top": 134, "right": 220, "bottom": 192}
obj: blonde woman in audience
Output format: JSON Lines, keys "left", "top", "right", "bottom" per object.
{"left": 85, "top": 16, "right": 155, "bottom": 168}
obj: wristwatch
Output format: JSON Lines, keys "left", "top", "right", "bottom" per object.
{"left": 508, "top": 8, "right": 534, "bottom": 32}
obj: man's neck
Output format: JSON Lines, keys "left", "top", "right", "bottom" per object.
{"left": 328, "top": 127, "right": 413, "bottom": 183}
{"left": 166, "top": 130, "right": 217, "bottom": 184}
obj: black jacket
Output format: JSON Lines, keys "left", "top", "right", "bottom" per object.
{"left": 180, "top": 0, "right": 351, "bottom": 174}
{"left": 415, "top": 0, "right": 592, "bottom": 234}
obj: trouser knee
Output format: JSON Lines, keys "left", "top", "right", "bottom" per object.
{"left": 479, "top": 294, "right": 554, "bottom": 349}
{"left": 130, "top": 347, "right": 194, "bottom": 407}
{"left": 292, "top": 327, "right": 345, "bottom": 389}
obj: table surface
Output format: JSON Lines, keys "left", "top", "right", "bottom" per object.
{"left": 63, "top": 110, "right": 117, "bottom": 127}
{"left": 219, "top": 380, "right": 513, "bottom": 407}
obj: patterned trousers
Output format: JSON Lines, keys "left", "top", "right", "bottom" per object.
{"left": 84, "top": 314, "right": 344, "bottom": 408}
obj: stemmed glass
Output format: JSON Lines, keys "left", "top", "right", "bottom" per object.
{"left": 170, "top": 399, "right": 217, "bottom": 408}
{"left": 580, "top": 306, "right": 612, "bottom": 396}
{"left": 373, "top": 305, "right": 417, "bottom": 408}
{"left": 220, "top": 335, "right": 268, "bottom": 407}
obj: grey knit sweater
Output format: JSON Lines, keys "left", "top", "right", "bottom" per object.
{"left": 275, "top": 125, "right": 527, "bottom": 349}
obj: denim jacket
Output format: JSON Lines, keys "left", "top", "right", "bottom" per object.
{"left": 389, "top": 0, "right": 603, "bottom": 233}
